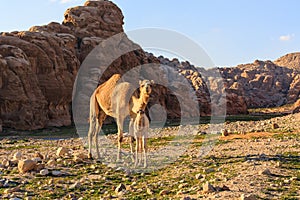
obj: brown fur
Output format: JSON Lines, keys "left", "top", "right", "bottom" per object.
{"left": 133, "top": 110, "right": 149, "bottom": 168}
{"left": 87, "top": 74, "right": 154, "bottom": 162}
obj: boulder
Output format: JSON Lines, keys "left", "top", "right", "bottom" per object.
{"left": 18, "top": 159, "right": 37, "bottom": 173}
{"left": 13, "top": 152, "right": 22, "bottom": 161}
{"left": 272, "top": 123, "right": 279, "bottom": 129}
{"left": 56, "top": 147, "right": 70, "bottom": 157}
{"left": 202, "top": 181, "right": 216, "bottom": 193}
{"left": 34, "top": 163, "right": 45, "bottom": 172}
{"left": 115, "top": 183, "right": 126, "bottom": 193}
{"left": 292, "top": 99, "right": 300, "bottom": 113}
{"left": 74, "top": 152, "right": 88, "bottom": 160}
{"left": 259, "top": 168, "right": 271, "bottom": 175}
{"left": 241, "top": 194, "right": 257, "bottom": 200}
{"left": 40, "top": 169, "right": 49, "bottom": 176}
{"left": 221, "top": 129, "right": 229, "bottom": 136}
{"left": 34, "top": 152, "right": 44, "bottom": 160}
{"left": 63, "top": 0, "right": 124, "bottom": 39}
{"left": 51, "top": 170, "right": 63, "bottom": 176}
{"left": 159, "top": 189, "right": 170, "bottom": 196}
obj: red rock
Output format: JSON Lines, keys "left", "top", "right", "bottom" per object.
{"left": 292, "top": 99, "right": 300, "bottom": 113}
{"left": 18, "top": 159, "right": 37, "bottom": 173}
{"left": 56, "top": 147, "right": 70, "bottom": 157}
{"left": 1, "top": 0, "right": 299, "bottom": 131}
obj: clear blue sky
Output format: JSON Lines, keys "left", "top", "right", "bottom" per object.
{"left": 1, "top": 0, "right": 299, "bottom": 67}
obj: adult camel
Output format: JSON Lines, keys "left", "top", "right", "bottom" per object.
{"left": 87, "top": 73, "right": 154, "bottom": 161}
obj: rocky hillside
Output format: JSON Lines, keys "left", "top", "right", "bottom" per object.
{"left": 197, "top": 56, "right": 299, "bottom": 115}
{"left": 217, "top": 57, "right": 300, "bottom": 109}
{"left": 0, "top": 1, "right": 124, "bottom": 130}
{"left": 157, "top": 54, "right": 300, "bottom": 115}
{"left": 0, "top": 1, "right": 211, "bottom": 130}
{"left": 274, "top": 52, "right": 300, "bottom": 70}
{"left": 0, "top": 1, "right": 299, "bottom": 131}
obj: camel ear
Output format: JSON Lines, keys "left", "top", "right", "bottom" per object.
{"left": 150, "top": 80, "right": 155, "bottom": 85}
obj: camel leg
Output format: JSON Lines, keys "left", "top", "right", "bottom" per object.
{"left": 88, "top": 116, "right": 96, "bottom": 159}
{"left": 116, "top": 116, "right": 125, "bottom": 162}
{"left": 129, "top": 118, "right": 135, "bottom": 162}
{"left": 94, "top": 120, "right": 101, "bottom": 159}
{"left": 138, "top": 137, "right": 143, "bottom": 166}
{"left": 94, "top": 111, "right": 106, "bottom": 159}
{"left": 130, "top": 136, "right": 135, "bottom": 162}
{"left": 134, "top": 136, "right": 139, "bottom": 167}
{"left": 142, "top": 135, "right": 147, "bottom": 168}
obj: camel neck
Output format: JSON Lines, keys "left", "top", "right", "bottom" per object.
{"left": 139, "top": 94, "right": 150, "bottom": 104}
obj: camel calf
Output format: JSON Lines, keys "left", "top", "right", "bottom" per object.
{"left": 133, "top": 109, "right": 149, "bottom": 168}
{"left": 87, "top": 73, "right": 154, "bottom": 162}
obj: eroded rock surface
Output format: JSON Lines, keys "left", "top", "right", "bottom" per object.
{"left": 0, "top": 1, "right": 123, "bottom": 130}
{"left": 0, "top": 0, "right": 299, "bottom": 130}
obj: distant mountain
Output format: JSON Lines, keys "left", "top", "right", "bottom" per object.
{"left": 274, "top": 52, "right": 300, "bottom": 70}
{"left": 198, "top": 54, "right": 300, "bottom": 113}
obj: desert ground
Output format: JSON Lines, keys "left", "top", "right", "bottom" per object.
{"left": 0, "top": 111, "right": 299, "bottom": 200}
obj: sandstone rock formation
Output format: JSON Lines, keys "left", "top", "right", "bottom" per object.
{"left": 0, "top": 0, "right": 211, "bottom": 130}
{"left": 274, "top": 53, "right": 300, "bottom": 103}
{"left": 0, "top": 0, "right": 299, "bottom": 131}
{"left": 63, "top": 1, "right": 124, "bottom": 38}
{"left": 292, "top": 99, "right": 300, "bottom": 113}
{"left": 157, "top": 56, "right": 211, "bottom": 116}
{"left": 0, "top": 1, "right": 124, "bottom": 130}
{"left": 198, "top": 56, "right": 300, "bottom": 114}
{"left": 159, "top": 57, "right": 246, "bottom": 115}
{"left": 274, "top": 52, "right": 300, "bottom": 70}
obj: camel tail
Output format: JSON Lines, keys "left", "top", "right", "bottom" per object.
{"left": 88, "top": 91, "right": 100, "bottom": 158}
{"left": 89, "top": 91, "right": 100, "bottom": 122}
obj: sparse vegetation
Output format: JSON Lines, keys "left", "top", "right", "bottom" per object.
{"left": 0, "top": 113, "right": 299, "bottom": 199}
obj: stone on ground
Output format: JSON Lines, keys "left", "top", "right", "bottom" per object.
{"left": 56, "top": 147, "right": 70, "bottom": 157}
{"left": 202, "top": 181, "right": 216, "bottom": 193}
{"left": 18, "top": 159, "right": 37, "bottom": 173}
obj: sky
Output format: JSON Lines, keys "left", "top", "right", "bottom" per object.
{"left": 0, "top": 0, "right": 299, "bottom": 67}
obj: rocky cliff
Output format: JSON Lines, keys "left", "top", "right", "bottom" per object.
{"left": 159, "top": 54, "right": 300, "bottom": 115}
{"left": 223, "top": 58, "right": 300, "bottom": 108}
{"left": 0, "top": 1, "right": 210, "bottom": 130}
{"left": 0, "top": 1, "right": 299, "bottom": 131}
{"left": 0, "top": 1, "right": 125, "bottom": 130}
{"left": 198, "top": 56, "right": 300, "bottom": 114}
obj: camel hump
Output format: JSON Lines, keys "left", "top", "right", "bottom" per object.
{"left": 93, "top": 74, "right": 134, "bottom": 117}
{"left": 104, "top": 74, "right": 122, "bottom": 86}
{"left": 93, "top": 74, "right": 121, "bottom": 116}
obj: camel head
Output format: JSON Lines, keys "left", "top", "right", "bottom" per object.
{"left": 139, "top": 80, "right": 154, "bottom": 96}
